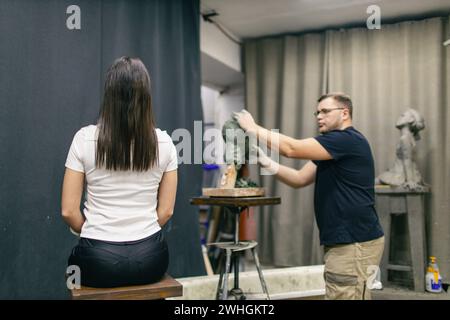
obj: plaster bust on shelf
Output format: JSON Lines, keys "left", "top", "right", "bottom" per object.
{"left": 376, "top": 109, "right": 426, "bottom": 191}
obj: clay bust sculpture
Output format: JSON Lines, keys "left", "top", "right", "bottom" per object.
{"left": 376, "top": 109, "right": 426, "bottom": 191}
{"left": 219, "top": 119, "right": 253, "bottom": 188}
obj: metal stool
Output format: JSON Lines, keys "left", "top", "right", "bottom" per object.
{"left": 209, "top": 240, "right": 269, "bottom": 300}
{"left": 190, "top": 196, "right": 281, "bottom": 300}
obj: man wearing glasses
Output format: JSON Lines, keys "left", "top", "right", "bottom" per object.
{"left": 234, "top": 93, "right": 384, "bottom": 300}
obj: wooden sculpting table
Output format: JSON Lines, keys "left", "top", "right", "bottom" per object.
{"left": 190, "top": 196, "right": 281, "bottom": 300}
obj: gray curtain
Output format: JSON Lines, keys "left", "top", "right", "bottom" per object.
{"left": 0, "top": 0, "right": 204, "bottom": 299}
{"left": 245, "top": 16, "right": 450, "bottom": 280}
{"left": 245, "top": 34, "right": 327, "bottom": 266}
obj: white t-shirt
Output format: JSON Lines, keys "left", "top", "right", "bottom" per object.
{"left": 65, "top": 125, "right": 178, "bottom": 242}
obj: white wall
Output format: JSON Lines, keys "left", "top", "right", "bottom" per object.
{"left": 200, "top": 15, "right": 245, "bottom": 165}
{"left": 201, "top": 85, "right": 245, "bottom": 165}
{"left": 214, "top": 86, "right": 245, "bottom": 132}
{"left": 200, "top": 18, "right": 241, "bottom": 72}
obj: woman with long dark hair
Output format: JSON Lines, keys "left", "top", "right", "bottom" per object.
{"left": 61, "top": 57, "right": 177, "bottom": 288}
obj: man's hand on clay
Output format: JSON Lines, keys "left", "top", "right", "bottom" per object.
{"left": 233, "top": 109, "right": 258, "bottom": 134}
{"left": 253, "top": 145, "right": 271, "bottom": 168}
{"left": 253, "top": 145, "right": 280, "bottom": 175}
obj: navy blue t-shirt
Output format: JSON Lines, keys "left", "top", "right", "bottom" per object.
{"left": 312, "top": 126, "right": 384, "bottom": 246}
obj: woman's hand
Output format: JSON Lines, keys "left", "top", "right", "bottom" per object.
{"left": 233, "top": 109, "right": 258, "bottom": 134}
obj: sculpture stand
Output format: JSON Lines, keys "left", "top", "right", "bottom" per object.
{"left": 190, "top": 196, "right": 281, "bottom": 300}
{"left": 202, "top": 163, "right": 265, "bottom": 197}
{"left": 375, "top": 185, "right": 430, "bottom": 291}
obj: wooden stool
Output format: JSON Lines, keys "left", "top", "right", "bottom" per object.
{"left": 70, "top": 274, "right": 183, "bottom": 300}
{"left": 375, "top": 186, "right": 430, "bottom": 291}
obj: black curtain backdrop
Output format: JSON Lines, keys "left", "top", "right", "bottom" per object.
{"left": 0, "top": 0, "right": 204, "bottom": 299}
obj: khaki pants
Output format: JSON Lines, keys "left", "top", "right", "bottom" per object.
{"left": 323, "top": 236, "right": 384, "bottom": 300}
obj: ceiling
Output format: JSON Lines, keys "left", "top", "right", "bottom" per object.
{"left": 201, "top": 0, "right": 450, "bottom": 39}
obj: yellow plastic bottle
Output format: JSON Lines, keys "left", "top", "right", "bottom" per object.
{"left": 425, "top": 256, "right": 442, "bottom": 293}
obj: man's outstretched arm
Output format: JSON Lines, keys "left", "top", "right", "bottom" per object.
{"left": 235, "top": 110, "right": 332, "bottom": 160}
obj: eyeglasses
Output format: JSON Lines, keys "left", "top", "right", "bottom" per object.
{"left": 313, "top": 107, "right": 345, "bottom": 116}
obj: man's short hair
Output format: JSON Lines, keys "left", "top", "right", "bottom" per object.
{"left": 318, "top": 92, "right": 353, "bottom": 118}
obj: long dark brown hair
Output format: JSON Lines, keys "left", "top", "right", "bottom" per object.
{"left": 96, "top": 56, "right": 158, "bottom": 171}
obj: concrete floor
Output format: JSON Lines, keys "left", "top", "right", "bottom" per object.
{"left": 241, "top": 255, "right": 450, "bottom": 300}
{"left": 371, "top": 286, "right": 450, "bottom": 300}
{"left": 295, "top": 287, "right": 450, "bottom": 300}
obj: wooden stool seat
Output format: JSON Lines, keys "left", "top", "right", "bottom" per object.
{"left": 70, "top": 274, "right": 183, "bottom": 300}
